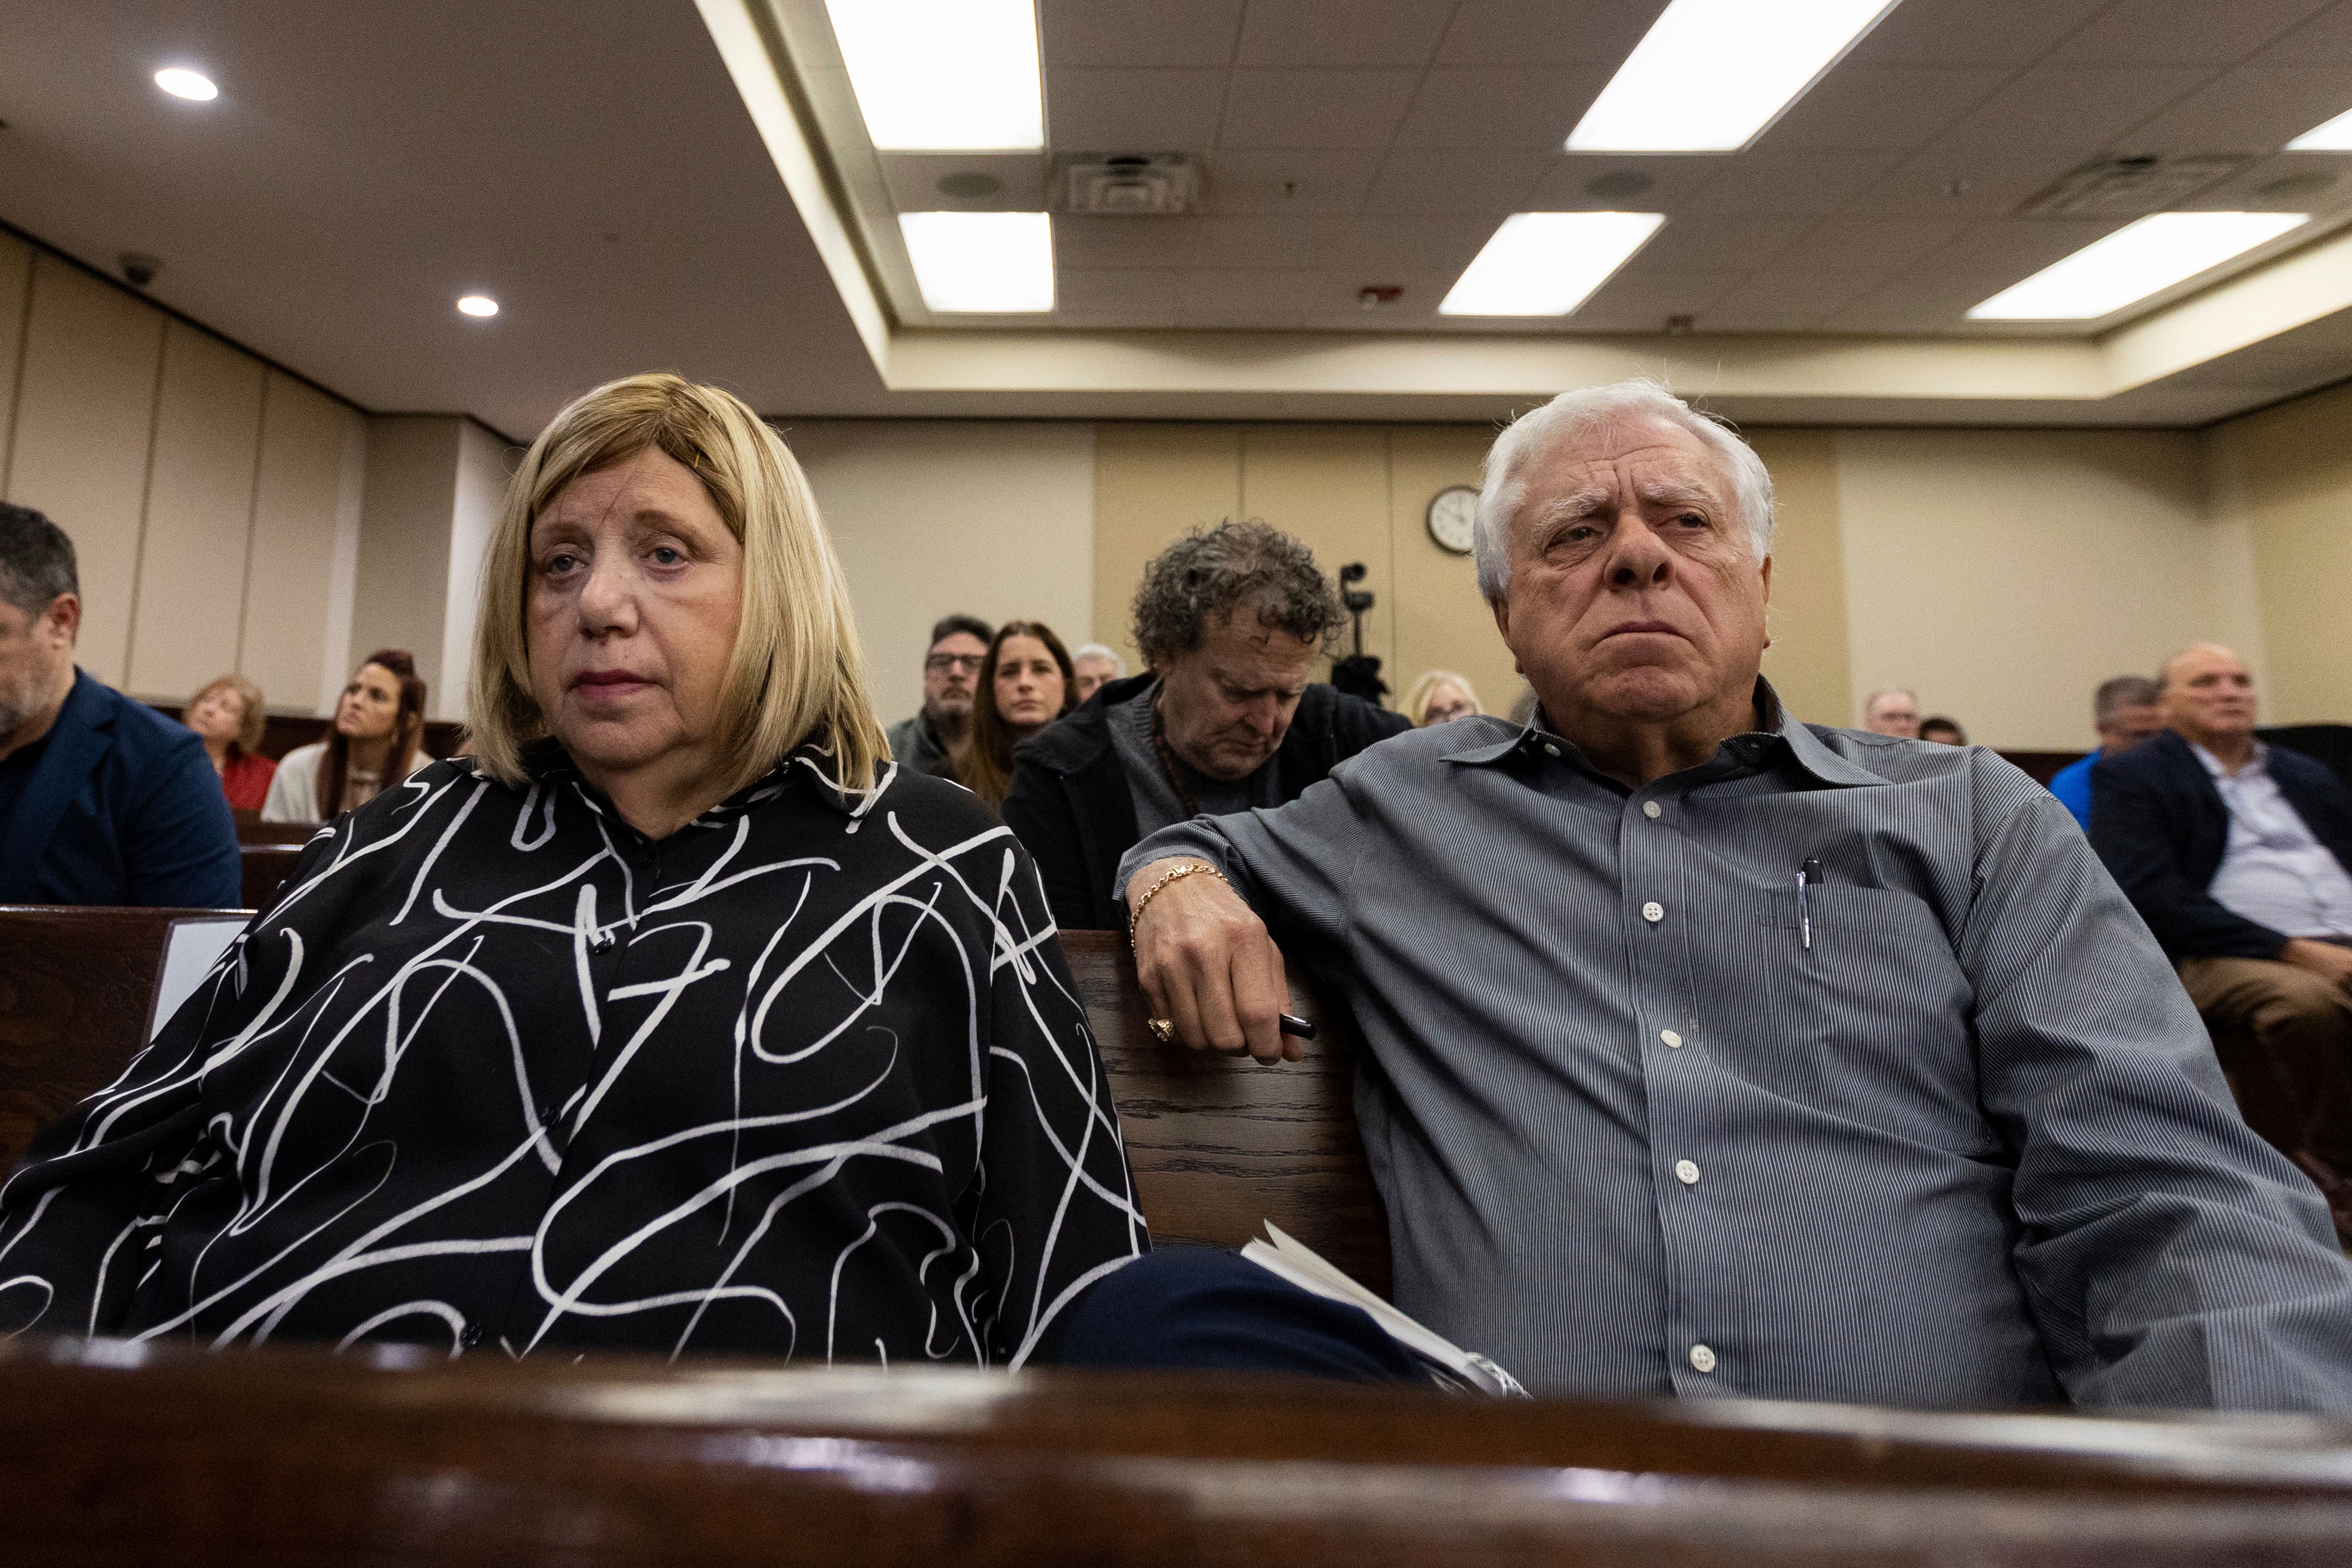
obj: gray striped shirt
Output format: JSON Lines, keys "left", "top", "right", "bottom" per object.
{"left": 1118, "top": 682, "right": 2352, "bottom": 1412}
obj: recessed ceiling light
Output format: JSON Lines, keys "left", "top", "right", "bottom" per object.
{"left": 898, "top": 212, "right": 1053, "bottom": 312}
{"left": 457, "top": 295, "right": 499, "bottom": 318}
{"left": 154, "top": 67, "right": 219, "bottom": 102}
{"left": 1566, "top": 0, "right": 1901, "bottom": 154}
{"left": 823, "top": 0, "right": 1042, "bottom": 151}
{"left": 1438, "top": 212, "right": 1665, "bottom": 316}
{"left": 2287, "top": 106, "right": 2352, "bottom": 151}
{"left": 1965, "top": 212, "right": 2310, "bottom": 321}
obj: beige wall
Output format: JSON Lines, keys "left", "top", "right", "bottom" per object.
{"left": 2209, "top": 381, "right": 2352, "bottom": 725}
{"left": 788, "top": 420, "right": 1097, "bottom": 724}
{"left": 0, "top": 234, "right": 367, "bottom": 715}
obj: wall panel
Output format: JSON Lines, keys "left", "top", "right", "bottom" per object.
{"left": 125, "top": 321, "right": 267, "bottom": 700}
{"left": 1747, "top": 430, "right": 1851, "bottom": 729}
{"left": 242, "top": 373, "right": 367, "bottom": 715}
{"left": 2211, "top": 381, "right": 2352, "bottom": 724}
{"left": 4, "top": 256, "right": 165, "bottom": 685}
{"left": 1238, "top": 427, "right": 1396, "bottom": 677}
{"left": 1387, "top": 426, "right": 1519, "bottom": 721}
{"left": 352, "top": 416, "right": 462, "bottom": 707}
{"left": 1091, "top": 424, "right": 1242, "bottom": 677}
{"left": 0, "top": 232, "right": 32, "bottom": 491}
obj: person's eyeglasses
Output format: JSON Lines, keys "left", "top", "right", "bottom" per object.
{"left": 925, "top": 654, "right": 985, "bottom": 673}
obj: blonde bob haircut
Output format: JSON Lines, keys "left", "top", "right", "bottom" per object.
{"left": 466, "top": 372, "right": 888, "bottom": 797}
{"left": 187, "top": 673, "right": 269, "bottom": 755}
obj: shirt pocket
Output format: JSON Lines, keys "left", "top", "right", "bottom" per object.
{"left": 1714, "top": 883, "right": 1987, "bottom": 1152}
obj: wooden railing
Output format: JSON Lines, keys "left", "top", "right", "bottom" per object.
{"left": 4, "top": 1337, "right": 2352, "bottom": 1564}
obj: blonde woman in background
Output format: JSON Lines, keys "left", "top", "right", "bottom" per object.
{"left": 0, "top": 372, "right": 1141, "bottom": 1367}
{"left": 184, "top": 673, "right": 275, "bottom": 811}
{"left": 1404, "top": 669, "right": 1482, "bottom": 727}
{"left": 261, "top": 649, "right": 428, "bottom": 821}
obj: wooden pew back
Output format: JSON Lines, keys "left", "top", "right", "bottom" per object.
{"left": 0, "top": 914, "right": 1392, "bottom": 1296}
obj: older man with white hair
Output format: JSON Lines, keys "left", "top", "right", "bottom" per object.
{"left": 1106, "top": 379, "right": 2352, "bottom": 1413}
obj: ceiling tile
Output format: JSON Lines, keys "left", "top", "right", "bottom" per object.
{"left": 1236, "top": 0, "right": 1459, "bottom": 66}
{"left": 2047, "top": 0, "right": 2331, "bottom": 66}
{"left": 1696, "top": 274, "right": 1879, "bottom": 331}
{"left": 1935, "top": 66, "right": 2214, "bottom": 151}
{"left": 2118, "top": 68, "right": 2352, "bottom": 156}
{"left": 1928, "top": 217, "right": 2125, "bottom": 278}
{"left": 879, "top": 154, "right": 1048, "bottom": 211}
{"left": 1839, "top": 145, "right": 2086, "bottom": 215}
{"left": 1052, "top": 215, "right": 1205, "bottom": 269}
{"left": 1845, "top": 0, "right": 2111, "bottom": 68}
{"left": 1053, "top": 269, "right": 1186, "bottom": 326}
{"left": 1190, "top": 215, "right": 1355, "bottom": 268}
{"left": 2188, "top": 150, "right": 2352, "bottom": 211}
{"left": 1038, "top": 0, "right": 1247, "bottom": 67}
{"left": 1361, "top": 148, "right": 1553, "bottom": 213}
{"left": 1391, "top": 67, "right": 1610, "bottom": 148}
{"left": 1306, "top": 272, "right": 1457, "bottom": 315}
{"left": 1571, "top": 267, "right": 1746, "bottom": 330}
{"left": 1634, "top": 217, "right": 1807, "bottom": 270}
{"left": 1819, "top": 270, "right": 2047, "bottom": 333}
{"left": 1335, "top": 214, "right": 1499, "bottom": 272}
{"left": 1776, "top": 216, "right": 1970, "bottom": 274}
{"left": 1046, "top": 70, "right": 1227, "bottom": 150}
{"left": 1218, "top": 69, "right": 1423, "bottom": 148}
{"left": 1199, "top": 149, "right": 1383, "bottom": 212}
{"left": 1751, "top": 67, "right": 2010, "bottom": 153}
{"left": 1177, "top": 268, "right": 1321, "bottom": 322}
{"left": 1435, "top": 0, "right": 1664, "bottom": 67}
{"left": 2255, "top": 2, "right": 2352, "bottom": 65}
{"left": 1527, "top": 156, "right": 1729, "bottom": 212}
{"left": 1681, "top": 149, "right": 1907, "bottom": 216}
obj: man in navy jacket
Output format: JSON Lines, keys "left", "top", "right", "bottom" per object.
{"left": 0, "top": 504, "right": 238, "bottom": 908}
{"left": 2090, "top": 643, "right": 2352, "bottom": 1214}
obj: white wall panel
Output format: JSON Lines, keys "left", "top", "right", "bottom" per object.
{"left": 125, "top": 321, "right": 267, "bottom": 700}
{"left": 0, "top": 232, "right": 32, "bottom": 491}
{"left": 4, "top": 256, "right": 165, "bottom": 685}
{"left": 241, "top": 372, "right": 367, "bottom": 715}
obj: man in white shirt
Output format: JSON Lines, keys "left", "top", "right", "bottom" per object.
{"left": 2091, "top": 644, "right": 2352, "bottom": 1225}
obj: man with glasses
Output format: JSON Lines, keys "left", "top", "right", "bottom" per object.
{"left": 886, "top": 614, "right": 991, "bottom": 780}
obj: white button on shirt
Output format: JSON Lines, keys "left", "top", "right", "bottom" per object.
{"left": 1641, "top": 901, "right": 1664, "bottom": 923}
{"left": 1660, "top": 1029, "right": 1683, "bottom": 1048}
{"left": 1674, "top": 1159, "right": 1700, "bottom": 1185}
{"left": 1689, "top": 1345, "right": 1717, "bottom": 1373}
{"left": 1642, "top": 801, "right": 1662, "bottom": 820}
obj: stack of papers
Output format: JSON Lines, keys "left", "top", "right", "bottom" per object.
{"left": 1239, "top": 1222, "right": 1529, "bottom": 1398}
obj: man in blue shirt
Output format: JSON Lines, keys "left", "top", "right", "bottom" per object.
{"left": 0, "top": 504, "right": 238, "bottom": 908}
{"left": 2049, "top": 674, "right": 2164, "bottom": 830}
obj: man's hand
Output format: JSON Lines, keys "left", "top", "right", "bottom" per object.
{"left": 1126, "top": 857, "right": 1302, "bottom": 1064}
{"left": 2282, "top": 937, "right": 2352, "bottom": 995}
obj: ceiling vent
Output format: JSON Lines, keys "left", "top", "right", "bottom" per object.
{"left": 1063, "top": 153, "right": 1197, "bottom": 215}
{"left": 2015, "top": 154, "right": 2247, "bottom": 219}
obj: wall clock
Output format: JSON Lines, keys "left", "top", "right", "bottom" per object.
{"left": 1426, "top": 484, "right": 1478, "bottom": 555}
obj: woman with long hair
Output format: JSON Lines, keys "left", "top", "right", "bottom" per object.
{"left": 183, "top": 673, "right": 276, "bottom": 811}
{"left": 958, "top": 620, "right": 1076, "bottom": 808}
{"left": 260, "top": 650, "right": 427, "bottom": 821}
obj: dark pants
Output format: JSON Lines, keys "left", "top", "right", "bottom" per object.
{"left": 1040, "top": 1247, "right": 1426, "bottom": 1383}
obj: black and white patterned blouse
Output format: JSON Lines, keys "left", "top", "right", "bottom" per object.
{"left": 0, "top": 746, "right": 1146, "bottom": 1365}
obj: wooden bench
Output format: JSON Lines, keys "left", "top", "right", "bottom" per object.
{"left": 5, "top": 1337, "right": 2352, "bottom": 1564}
{"left": 0, "top": 910, "right": 1392, "bottom": 1295}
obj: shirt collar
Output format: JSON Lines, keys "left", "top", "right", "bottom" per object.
{"left": 2190, "top": 738, "right": 2268, "bottom": 780}
{"left": 1444, "top": 676, "right": 1888, "bottom": 790}
{"left": 529, "top": 738, "right": 864, "bottom": 835}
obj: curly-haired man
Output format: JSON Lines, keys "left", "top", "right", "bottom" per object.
{"left": 1003, "top": 520, "right": 1407, "bottom": 930}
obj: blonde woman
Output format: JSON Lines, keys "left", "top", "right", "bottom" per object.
{"left": 1404, "top": 669, "right": 1481, "bottom": 727}
{"left": 2, "top": 374, "right": 1142, "bottom": 1367}
{"left": 183, "top": 673, "right": 275, "bottom": 810}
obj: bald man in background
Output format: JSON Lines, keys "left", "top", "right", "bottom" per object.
{"left": 2090, "top": 644, "right": 2352, "bottom": 1232}
{"left": 1861, "top": 688, "right": 1920, "bottom": 738}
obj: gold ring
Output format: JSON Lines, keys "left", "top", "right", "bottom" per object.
{"left": 1148, "top": 1018, "right": 1177, "bottom": 1044}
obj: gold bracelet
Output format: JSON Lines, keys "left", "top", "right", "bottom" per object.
{"left": 1127, "top": 861, "right": 1228, "bottom": 945}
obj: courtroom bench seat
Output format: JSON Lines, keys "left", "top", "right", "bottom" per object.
{"left": 0, "top": 912, "right": 1392, "bottom": 1297}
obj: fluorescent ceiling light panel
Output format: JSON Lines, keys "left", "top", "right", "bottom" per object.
{"left": 2288, "top": 106, "right": 2352, "bottom": 150}
{"left": 1567, "top": 0, "right": 1901, "bottom": 153}
{"left": 823, "top": 0, "right": 1042, "bottom": 150}
{"left": 1966, "top": 211, "right": 2310, "bottom": 321}
{"left": 899, "top": 211, "right": 1053, "bottom": 312}
{"left": 1438, "top": 212, "right": 1665, "bottom": 316}
{"left": 154, "top": 67, "right": 218, "bottom": 101}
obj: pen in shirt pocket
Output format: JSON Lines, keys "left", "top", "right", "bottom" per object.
{"left": 1795, "top": 858, "right": 1822, "bottom": 950}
